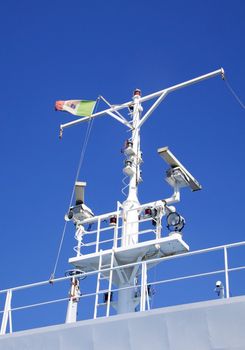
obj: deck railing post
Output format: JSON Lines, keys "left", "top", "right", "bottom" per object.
{"left": 96, "top": 218, "right": 101, "bottom": 253}
{"left": 113, "top": 203, "right": 120, "bottom": 249}
{"left": 224, "top": 246, "right": 230, "bottom": 298}
{"left": 140, "top": 262, "right": 147, "bottom": 311}
{"left": 0, "top": 289, "right": 12, "bottom": 335}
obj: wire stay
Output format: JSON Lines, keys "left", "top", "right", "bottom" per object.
{"left": 49, "top": 99, "right": 100, "bottom": 281}
{"left": 224, "top": 76, "right": 245, "bottom": 110}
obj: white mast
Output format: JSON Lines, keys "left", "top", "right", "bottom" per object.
{"left": 61, "top": 68, "right": 225, "bottom": 318}
{"left": 122, "top": 89, "right": 142, "bottom": 247}
{"left": 118, "top": 89, "right": 143, "bottom": 313}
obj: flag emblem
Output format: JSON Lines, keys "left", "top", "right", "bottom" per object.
{"left": 55, "top": 100, "right": 96, "bottom": 117}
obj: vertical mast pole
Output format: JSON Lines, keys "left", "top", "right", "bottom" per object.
{"left": 118, "top": 89, "right": 143, "bottom": 314}
{"left": 65, "top": 271, "right": 81, "bottom": 323}
{"left": 122, "top": 89, "right": 142, "bottom": 247}
{"left": 128, "top": 89, "right": 141, "bottom": 204}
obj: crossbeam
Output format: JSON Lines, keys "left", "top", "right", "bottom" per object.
{"left": 60, "top": 68, "right": 224, "bottom": 135}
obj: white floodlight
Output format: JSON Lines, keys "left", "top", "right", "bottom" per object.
{"left": 158, "top": 146, "right": 202, "bottom": 191}
{"left": 167, "top": 212, "right": 185, "bottom": 232}
{"left": 75, "top": 181, "right": 86, "bottom": 205}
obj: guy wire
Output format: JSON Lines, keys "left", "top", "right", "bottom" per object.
{"left": 49, "top": 98, "right": 100, "bottom": 281}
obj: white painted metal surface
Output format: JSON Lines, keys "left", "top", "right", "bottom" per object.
{"left": 224, "top": 246, "right": 230, "bottom": 298}
{"left": 1, "top": 296, "right": 245, "bottom": 350}
{"left": 69, "top": 235, "right": 189, "bottom": 276}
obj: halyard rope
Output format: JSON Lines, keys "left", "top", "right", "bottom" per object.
{"left": 49, "top": 98, "right": 100, "bottom": 281}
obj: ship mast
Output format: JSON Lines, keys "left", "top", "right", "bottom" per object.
{"left": 61, "top": 68, "right": 224, "bottom": 321}
{"left": 122, "top": 89, "right": 142, "bottom": 247}
{"left": 118, "top": 89, "right": 142, "bottom": 313}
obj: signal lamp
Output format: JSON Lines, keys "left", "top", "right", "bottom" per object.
{"left": 109, "top": 216, "right": 117, "bottom": 226}
{"left": 125, "top": 140, "right": 133, "bottom": 148}
{"left": 144, "top": 207, "right": 152, "bottom": 218}
{"left": 133, "top": 89, "right": 141, "bottom": 96}
{"left": 125, "top": 160, "right": 132, "bottom": 167}
{"left": 144, "top": 208, "right": 158, "bottom": 227}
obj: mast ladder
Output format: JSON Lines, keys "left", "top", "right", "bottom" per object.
{"left": 93, "top": 250, "right": 114, "bottom": 318}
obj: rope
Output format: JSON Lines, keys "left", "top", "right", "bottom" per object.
{"left": 49, "top": 98, "right": 100, "bottom": 281}
{"left": 224, "top": 76, "right": 245, "bottom": 110}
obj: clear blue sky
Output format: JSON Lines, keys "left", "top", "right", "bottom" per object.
{"left": 0, "top": 0, "right": 244, "bottom": 330}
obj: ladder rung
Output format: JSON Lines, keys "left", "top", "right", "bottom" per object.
{"left": 97, "top": 302, "right": 107, "bottom": 307}
{"left": 94, "top": 251, "right": 114, "bottom": 318}
{"left": 98, "top": 289, "right": 109, "bottom": 294}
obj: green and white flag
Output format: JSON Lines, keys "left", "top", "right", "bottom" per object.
{"left": 55, "top": 99, "right": 96, "bottom": 117}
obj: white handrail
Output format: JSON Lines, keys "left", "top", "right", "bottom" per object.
{"left": 0, "top": 241, "right": 244, "bottom": 294}
{"left": 1, "top": 265, "right": 245, "bottom": 316}
{"left": 1, "top": 241, "right": 244, "bottom": 334}
{"left": 0, "top": 247, "right": 244, "bottom": 334}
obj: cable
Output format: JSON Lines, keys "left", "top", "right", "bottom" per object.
{"left": 224, "top": 77, "right": 245, "bottom": 110}
{"left": 49, "top": 98, "right": 100, "bottom": 281}
{"left": 49, "top": 120, "right": 93, "bottom": 281}
{"left": 122, "top": 175, "right": 129, "bottom": 197}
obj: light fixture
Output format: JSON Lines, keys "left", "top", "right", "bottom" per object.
{"left": 109, "top": 216, "right": 117, "bottom": 226}
{"left": 123, "top": 159, "right": 134, "bottom": 176}
{"left": 144, "top": 207, "right": 158, "bottom": 226}
{"left": 144, "top": 207, "right": 153, "bottom": 218}
{"left": 124, "top": 140, "right": 135, "bottom": 156}
{"left": 167, "top": 212, "right": 185, "bottom": 232}
{"left": 133, "top": 88, "right": 141, "bottom": 96}
{"left": 125, "top": 160, "right": 132, "bottom": 167}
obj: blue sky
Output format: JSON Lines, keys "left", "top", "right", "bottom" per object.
{"left": 0, "top": 0, "right": 244, "bottom": 330}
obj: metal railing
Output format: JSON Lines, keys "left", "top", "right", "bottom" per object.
{"left": 1, "top": 240, "right": 245, "bottom": 335}
{"left": 74, "top": 202, "right": 163, "bottom": 256}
